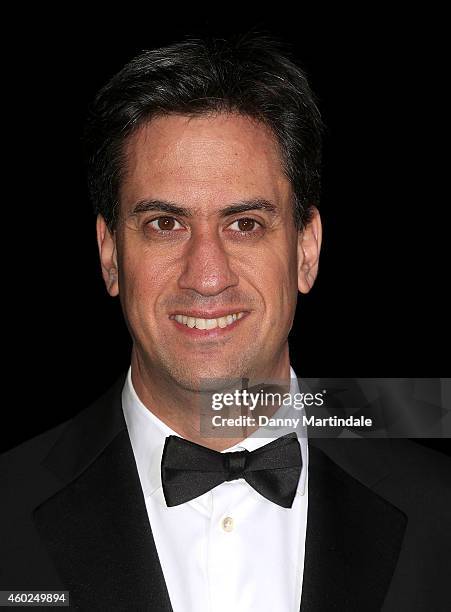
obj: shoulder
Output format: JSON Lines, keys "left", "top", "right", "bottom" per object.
{"left": 310, "top": 437, "right": 451, "bottom": 518}
{"left": 1, "top": 372, "right": 127, "bottom": 466}
{"left": 0, "top": 420, "right": 74, "bottom": 558}
{"left": 0, "top": 421, "right": 70, "bottom": 485}
{"left": 0, "top": 372, "right": 127, "bottom": 496}
{"left": 373, "top": 440, "right": 451, "bottom": 522}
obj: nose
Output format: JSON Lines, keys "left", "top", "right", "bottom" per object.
{"left": 178, "top": 226, "right": 239, "bottom": 296}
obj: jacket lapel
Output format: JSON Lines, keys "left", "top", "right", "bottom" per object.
{"left": 33, "top": 375, "right": 173, "bottom": 611}
{"left": 300, "top": 442, "right": 407, "bottom": 611}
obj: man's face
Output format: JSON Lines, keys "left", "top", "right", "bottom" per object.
{"left": 98, "top": 113, "right": 320, "bottom": 390}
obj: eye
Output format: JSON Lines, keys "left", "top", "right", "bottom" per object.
{"left": 147, "top": 216, "right": 185, "bottom": 232}
{"left": 227, "top": 217, "right": 262, "bottom": 233}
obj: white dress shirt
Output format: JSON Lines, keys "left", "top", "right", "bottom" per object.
{"left": 122, "top": 367, "right": 309, "bottom": 612}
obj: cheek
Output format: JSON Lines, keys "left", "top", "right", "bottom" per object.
{"left": 256, "top": 247, "right": 298, "bottom": 305}
{"left": 119, "top": 248, "right": 170, "bottom": 320}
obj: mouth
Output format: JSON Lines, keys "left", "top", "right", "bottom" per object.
{"left": 168, "top": 310, "right": 248, "bottom": 336}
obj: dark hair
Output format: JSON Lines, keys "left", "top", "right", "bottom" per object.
{"left": 84, "top": 33, "right": 323, "bottom": 230}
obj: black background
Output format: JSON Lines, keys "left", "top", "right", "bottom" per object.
{"left": 2, "top": 9, "right": 449, "bottom": 455}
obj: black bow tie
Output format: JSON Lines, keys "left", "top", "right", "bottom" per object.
{"left": 161, "top": 432, "right": 302, "bottom": 508}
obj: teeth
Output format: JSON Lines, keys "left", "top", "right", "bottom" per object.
{"left": 173, "top": 312, "right": 245, "bottom": 330}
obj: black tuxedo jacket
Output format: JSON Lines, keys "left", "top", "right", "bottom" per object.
{"left": 1, "top": 373, "right": 450, "bottom": 611}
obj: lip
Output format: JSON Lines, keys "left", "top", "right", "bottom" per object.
{"left": 169, "top": 310, "right": 249, "bottom": 338}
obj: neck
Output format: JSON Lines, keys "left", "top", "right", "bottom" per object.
{"left": 130, "top": 346, "right": 292, "bottom": 451}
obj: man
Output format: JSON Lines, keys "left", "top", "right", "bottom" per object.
{"left": 1, "top": 35, "right": 450, "bottom": 611}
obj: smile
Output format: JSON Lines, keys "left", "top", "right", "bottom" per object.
{"left": 170, "top": 312, "right": 245, "bottom": 330}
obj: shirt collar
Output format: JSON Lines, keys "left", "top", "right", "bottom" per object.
{"left": 122, "top": 366, "right": 309, "bottom": 503}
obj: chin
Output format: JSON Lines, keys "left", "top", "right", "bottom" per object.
{"left": 165, "top": 357, "right": 253, "bottom": 393}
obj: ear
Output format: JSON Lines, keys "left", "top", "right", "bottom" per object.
{"left": 297, "top": 206, "right": 322, "bottom": 294}
{"left": 96, "top": 214, "right": 119, "bottom": 296}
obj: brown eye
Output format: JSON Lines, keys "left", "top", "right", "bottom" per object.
{"left": 157, "top": 216, "right": 176, "bottom": 230}
{"left": 147, "top": 216, "right": 184, "bottom": 233}
{"left": 236, "top": 218, "right": 256, "bottom": 231}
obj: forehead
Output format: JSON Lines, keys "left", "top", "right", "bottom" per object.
{"left": 120, "top": 113, "right": 292, "bottom": 213}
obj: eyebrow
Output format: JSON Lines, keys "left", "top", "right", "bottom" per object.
{"left": 129, "top": 198, "right": 279, "bottom": 218}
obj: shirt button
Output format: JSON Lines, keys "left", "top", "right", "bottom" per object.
{"left": 221, "top": 516, "right": 234, "bottom": 532}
